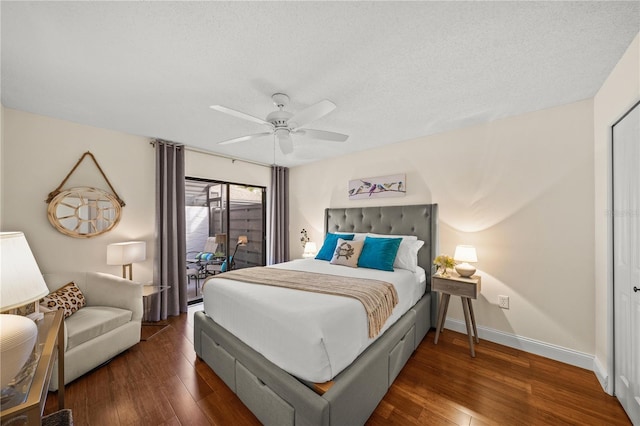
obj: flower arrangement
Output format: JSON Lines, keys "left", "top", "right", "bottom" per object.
{"left": 433, "top": 254, "right": 456, "bottom": 277}
{"left": 300, "top": 228, "right": 310, "bottom": 248}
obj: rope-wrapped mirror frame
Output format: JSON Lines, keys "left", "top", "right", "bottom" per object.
{"left": 47, "top": 187, "right": 122, "bottom": 238}
{"left": 45, "top": 152, "right": 125, "bottom": 238}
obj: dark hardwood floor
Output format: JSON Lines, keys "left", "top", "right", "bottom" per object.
{"left": 45, "top": 308, "right": 631, "bottom": 425}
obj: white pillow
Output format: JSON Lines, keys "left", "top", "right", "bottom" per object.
{"left": 336, "top": 231, "right": 367, "bottom": 241}
{"left": 394, "top": 239, "right": 424, "bottom": 272}
{"left": 367, "top": 232, "right": 418, "bottom": 241}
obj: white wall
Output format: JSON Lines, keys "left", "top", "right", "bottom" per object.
{"left": 0, "top": 108, "right": 272, "bottom": 284}
{"left": 290, "top": 99, "right": 596, "bottom": 359}
{"left": 593, "top": 32, "right": 640, "bottom": 393}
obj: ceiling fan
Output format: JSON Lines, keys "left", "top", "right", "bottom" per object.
{"left": 210, "top": 93, "right": 349, "bottom": 155}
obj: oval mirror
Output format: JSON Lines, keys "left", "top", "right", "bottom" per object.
{"left": 47, "top": 187, "right": 122, "bottom": 238}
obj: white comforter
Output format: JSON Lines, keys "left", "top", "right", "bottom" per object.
{"left": 202, "top": 258, "right": 426, "bottom": 383}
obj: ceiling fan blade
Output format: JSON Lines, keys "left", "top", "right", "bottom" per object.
{"left": 297, "top": 128, "right": 349, "bottom": 142}
{"left": 289, "top": 100, "right": 336, "bottom": 128}
{"left": 218, "top": 132, "right": 272, "bottom": 145}
{"left": 210, "top": 105, "right": 271, "bottom": 126}
{"left": 278, "top": 133, "right": 294, "bottom": 155}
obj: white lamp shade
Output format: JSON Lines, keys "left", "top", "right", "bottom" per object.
{"left": 454, "top": 245, "right": 478, "bottom": 277}
{"left": 303, "top": 242, "right": 318, "bottom": 258}
{"left": 0, "top": 232, "right": 50, "bottom": 311}
{"left": 454, "top": 245, "right": 478, "bottom": 263}
{"left": 0, "top": 314, "right": 38, "bottom": 388}
{"left": 107, "top": 241, "right": 146, "bottom": 265}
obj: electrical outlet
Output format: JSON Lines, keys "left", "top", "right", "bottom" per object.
{"left": 498, "top": 295, "right": 510, "bottom": 309}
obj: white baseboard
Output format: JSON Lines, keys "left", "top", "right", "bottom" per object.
{"left": 593, "top": 356, "right": 612, "bottom": 395}
{"left": 443, "top": 318, "right": 594, "bottom": 371}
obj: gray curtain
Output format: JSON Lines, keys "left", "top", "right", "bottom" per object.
{"left": 268, "top": 165, "right": 289, "bottom": 264}
{"left": 152, "top": 140, "right": 187, "bottom": 320}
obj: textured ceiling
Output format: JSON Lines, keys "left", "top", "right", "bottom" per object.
{"left": 2, "top": 1, "right": 639, "bottom": 167}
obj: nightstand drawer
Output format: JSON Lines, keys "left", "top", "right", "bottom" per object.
{"left": 432, "top": 276, "right": 480, "bottom": 299}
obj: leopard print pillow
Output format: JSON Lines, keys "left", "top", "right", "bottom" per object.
{"left": 40, "top": 282, "right": 86, "bottom": 318}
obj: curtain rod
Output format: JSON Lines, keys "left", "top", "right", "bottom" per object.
{"left": 149, "top": 141, "right": 272, "bottom": 168}
{"left": 186, "top": 145, "right": 272, "bottom": 168}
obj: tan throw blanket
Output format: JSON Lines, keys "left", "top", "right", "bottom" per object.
{"left": 218, "top": 267, "right": 398, "bottom": 338}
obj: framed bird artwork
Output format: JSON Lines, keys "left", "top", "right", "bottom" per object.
{"left": 348, "top": 174, "right": 406, "bottom": 200}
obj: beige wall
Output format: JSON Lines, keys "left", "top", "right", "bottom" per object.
{"left": 185, "top": 149, "right": 271, "bottom": 187}
{"left": 290, "top": 99, "right": 596, "bottom": 355}
{"left": 1, "top": 108, "right": 156, "bottom": 281}
{"left": 593, "top": 32, "right": 640, "bottom": 392}
{"left": 0, "top": 108, "right": 271, "bottom": 284}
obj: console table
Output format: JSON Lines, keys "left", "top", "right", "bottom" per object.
{"left": 1, "top": 310, "right": 65, "bottom": 425}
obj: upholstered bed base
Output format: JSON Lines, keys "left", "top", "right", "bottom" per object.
{"left": 194, "top": 293, "right": 431, "bottom": 426}
{"left": 194, "top": 204, "right": 438, "bottom": 425}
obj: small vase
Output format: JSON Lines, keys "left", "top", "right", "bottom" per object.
{"left": 439, "top": 266, "right": 449, "bottom": 277}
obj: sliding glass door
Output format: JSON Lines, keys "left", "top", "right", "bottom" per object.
{"left": 185, "top": 177, "right": 266, "bottom": 303}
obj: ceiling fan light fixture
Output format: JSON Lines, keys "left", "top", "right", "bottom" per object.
{"left": 275, "top": 128, "right": 294, "bottom": 154}
{"left": 274, "top": 128, "right": 288, "bottom": 137}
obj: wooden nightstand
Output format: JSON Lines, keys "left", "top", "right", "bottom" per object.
{"left": 432, "top": 273, "right": 481, "bottom": 357}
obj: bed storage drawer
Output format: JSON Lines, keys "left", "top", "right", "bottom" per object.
{"left": 388, "top": 324, "right": 416, "bottom": 384}
{"left": 236, "top": 361, "right": 295, "bottom": 426}
{"left": 200, "top": 332, "right": 236, "bottom": 391}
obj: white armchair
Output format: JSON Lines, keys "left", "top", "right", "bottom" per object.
{"left": 42, "top": 272, "right": 142, "bottom": 390}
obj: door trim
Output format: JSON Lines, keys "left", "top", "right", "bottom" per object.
{"left": 610, "top": 99, "right": 640, "bottom": 398}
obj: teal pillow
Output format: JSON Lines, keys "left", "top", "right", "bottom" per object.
{"left": 358, "top": 236, "right": 402, "bottom": 271}
{"left": 197, "top": 252, "right": 214, "bottom": 261}
{"left": 220, "top": 255, "right": 233, "bottom": 272}
{"left": 316, "top": 233, "right": 354, "bottom": 261}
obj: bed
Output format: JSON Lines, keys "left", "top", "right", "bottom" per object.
{"left": 194, "top": 204, "right": 438, "bottom": 426}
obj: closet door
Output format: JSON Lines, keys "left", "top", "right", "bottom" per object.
{"left": 613, "top": 101, "right": 640, "bottom": 425}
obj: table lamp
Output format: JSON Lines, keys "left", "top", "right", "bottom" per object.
{"left": 302, "top": 242, "right": 317, "bottom": 258}
{"left": 107, "top": 241, "right": 146, "bottom": 280}
{"left": 454, "top": 245, "right": 478, "bottom": 278}
{"left": 0, "top": 232, "right": 50, "bottom": 389}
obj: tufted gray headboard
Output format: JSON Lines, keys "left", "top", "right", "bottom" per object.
{"left": 325, "top": 204, "right": 439, "bottom": 291}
